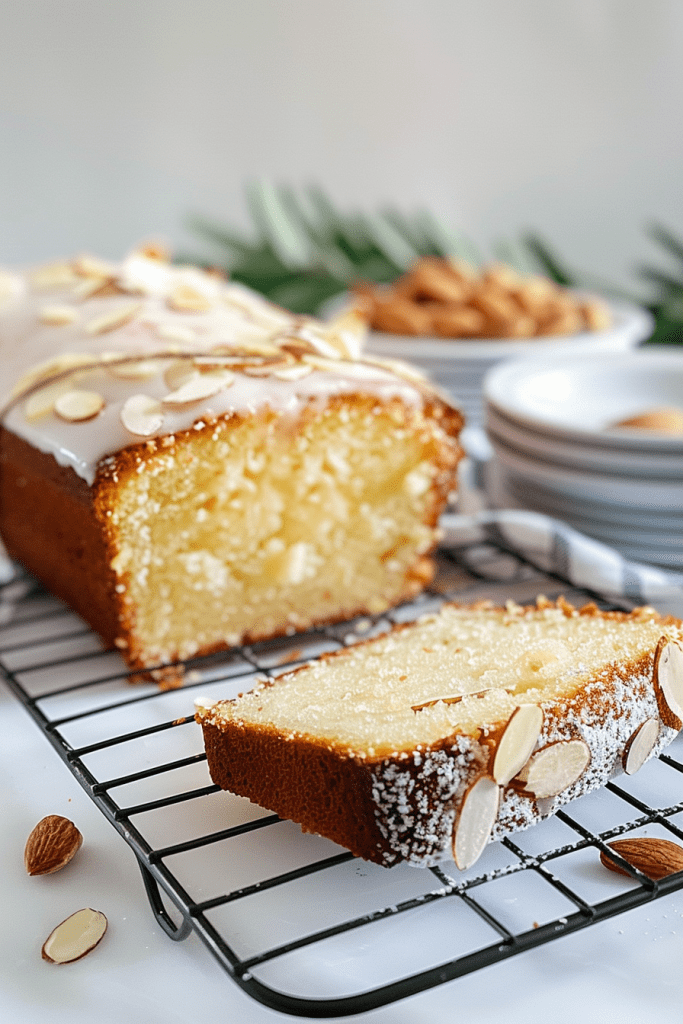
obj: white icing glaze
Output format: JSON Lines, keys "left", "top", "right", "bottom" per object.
{"left": 0, "top": 249, "right": 433, "bottom": 484}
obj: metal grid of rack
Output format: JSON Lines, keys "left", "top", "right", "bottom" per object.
{"left": 4, "top": 539, "right": 683, "bottom": 1018}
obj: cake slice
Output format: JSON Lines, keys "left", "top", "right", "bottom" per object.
{"left": 197, "top": 598, "right": 683, "bottom": 868}
{"left": 0, "top": 249, "right": 463, "bottom": 674}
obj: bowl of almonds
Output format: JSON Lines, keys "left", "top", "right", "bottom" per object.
{"left": 350, "top": 257, "right": 653, "bottom": 430}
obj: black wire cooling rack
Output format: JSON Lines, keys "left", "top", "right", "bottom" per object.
{"left": 4, "top": 540, "right": 683, "bottom": 1018}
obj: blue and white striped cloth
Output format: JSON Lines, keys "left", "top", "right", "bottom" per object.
{"left": 440, "top": 509, "right": 683, "bottom": 619}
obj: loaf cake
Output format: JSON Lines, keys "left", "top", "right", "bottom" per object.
{"left": 0, "top": 248, "right": 463, "bottom": 674}
{"left": 197, "top": 598, "right": 683, "bottom": 869}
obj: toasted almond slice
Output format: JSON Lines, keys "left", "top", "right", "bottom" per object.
{"left": 120, "top": 394, "right": 164, "bottom": 436}
{"left": 492, "top": 705, "right": 544, "bottom": 786}
{"left": 323, "top": 307, "right": 368, "bottom": 359}
{"left": 30, "top": 262, "right": 79, "bottom": 291}
{"left": 164, "top": 370, "right": 233, "bottom": 405}
{"left": 516, "top": 739, "right": 591, "bottom": 799}
{"left": 24, "top": 380, "right": 73, "bottom": 420}
{"left": 11, "top": 352, "right": 97, "bottom": 398}
{"left": 107, "top": 358, "right": 160, "bottom": 380}
{"left": 452, "top": 775, "right": 500, "bottom": 870}
{"left": 623, "top": 717, "right": 660, "bottom": 775}
{"left": 612, "top": 407, "right": 683, "bottom": 434}
{"left": 155, "top": 322, "right": 198, "bottom": 344}
{"left": 295, "top": 329, "right": 343, "bottom": 360}
{"left": 193, "top": 694, "right": 218, "bottom": 710}
{"left": 164, "top": 360, "right": 199, "bottom": 392}
{"left": 273, "top": 363, "right": 314, "bottom": 381}
{"left": 73, "top": 255, "right": 116, "bottom": 278}
{"left": 134, "top": 240, "right": 171, "bottom": 262}
{"left": 54, "top": 389, "right": 105, "bottom": 422}
{"left": 39, "top": 305, "right": 78, "bottom": 326}
{"left": 42, "top": 908, "right": 107, "bottom": 964}
{"left": 84, "top": 303, "right": 141, "bottom": 336}
{"left": 167, "top": 284, "right": 211, "bottom": 312}
{"left": 363, "top": 355, "right": 428, "bottom": 386}
{"left": 241, "top": 359, "right": 290, "bottom": 377}
{"left": 654, "top": 637, "right": 683, "bottom": 729}
{"left": 72, "top": 276, "right": 113, "bottom": 300}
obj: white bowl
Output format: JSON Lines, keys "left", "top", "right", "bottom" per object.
{"left": 489, "top": 433, "right": 683, "bottom": 512}
{"left": 486, "top": 404, "right": 683, "bottom": 478}
{"left": 484, "top": 346, "right": 683, "bottom": 444}
{"left": 364, "top": 296, "right": 653, "bottom": 427}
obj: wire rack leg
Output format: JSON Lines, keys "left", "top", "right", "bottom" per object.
{"left": 138, "top": 861, "right": 193, "bottom": 941}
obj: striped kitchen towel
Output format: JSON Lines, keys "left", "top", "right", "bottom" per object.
{"left": 440, "top": 508, "right": 683, "bottom": 618}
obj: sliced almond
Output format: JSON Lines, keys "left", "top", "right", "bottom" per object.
{"left": 452, "top": 775, "right": 500, "bottom": 870}
{"left": 54, "top": 389, "right": 105, "bottom": 422}
{"left": 84, "top": 302, "right": 142, "bottom": 336}
{"left": 623, "top": 717, "right": 660, "bottom": 775}
{"left": 11, "top": 352, "right": 97, "bottom": 398}
{"left": 134, "top": 240, "right": 171, "bottom": 262}
{"left": 193, "top": 694, "right": 218, "bottom": 710}
{"left": 73, "top": 255, "right": 116, "bottom": 278}
{"left": 303, "top": 355, "right": 385, "bottom": 380}
{"left": 612, "top": 408, "right": 683, "bottom": 435}
{"left": 164, "top": 359, "right": 199, "bottom": 392}
{"left": 107, "top": 358, "right": 160, "bottom": 380}
{"left": 492, "top": 705, "right": 544, "bottom": 786}
{"left": 600, "top": 837, "right": 683, "bottom": 880}
{"left": 167, "top": 284, "right": 211, "bottom": 312}
{"left": 42, "top": 908, "right": 108, "bottom": 964}
{"left": 323, "top": 307, "right": 368, "bottom": 359}
{"left": 363, "top": 355, "right": 428, "bottom": 386}
{"left": 273, "top": 362, "right": 314, "bottom": 381}
{"left": 241, "top": 359, "right": 290, "bottom": 377}
{"left": 24, "top": 380, "right": 73, "bottom": 421}
{"left": 163, "top": 370, "right": 233, "bottom": 405}
{"left": 516, "top": 738, "right": 590, "bottom": 799}
{"left": 654, "top": 637, "right": 683, "bottom": 729}
{"left": 72, "top": 276, "right": 117, "bottom": 301}
{"left": 24, "top": 815, "right": 83, "bottom": 876}
{"left": 295, "top": 327, "right": 344, "bottom": 360}
{"left": 39, "top": 305, "right": 78, "bottom": 326}
{"left": 30, "top": 262, "right": 79, "bottom": 291}
{"left": 120, "top": 395, "right": 164, "bottom": 436}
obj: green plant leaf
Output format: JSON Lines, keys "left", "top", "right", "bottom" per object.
{"left": 647, "top": 222, "right": 683, "bottom": 267}
{"left": 521, "top": 233, "right": 575, "bottom": 286}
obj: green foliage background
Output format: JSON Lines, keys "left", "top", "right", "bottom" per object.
{"left": 182, "top": 182, "right": 683, "bottom": 343}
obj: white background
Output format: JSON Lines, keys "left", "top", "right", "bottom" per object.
{"left": 1, "top": 0, "right": 682, "bottom": 296}
{"left": 3, "top": 4, "right": 683, "bottom": 1021}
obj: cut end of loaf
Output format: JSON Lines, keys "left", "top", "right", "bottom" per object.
{"left": 198, "top": 599, "right": 683, "bottom": 867}
{"left": 97, "top": 393, "right": 461, "bottom": 669}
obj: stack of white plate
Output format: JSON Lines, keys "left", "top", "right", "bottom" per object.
{"left": 364, "top": 296, "right": 652, "bottom": 428}
{"left": 483, "top": 348, "right": 683, "bottom": 570}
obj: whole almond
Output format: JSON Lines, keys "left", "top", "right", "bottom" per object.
{"left": 600, "top": 837, "right": 683, "bottom": 880}
{"left": 24, "top": 815, "right": 83, "bottom": 876}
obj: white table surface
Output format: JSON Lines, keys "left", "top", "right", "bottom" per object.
{"left": 3, "top": 676, "right": 683, "bottom": 1024}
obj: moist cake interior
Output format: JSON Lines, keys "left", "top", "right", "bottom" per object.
{"left": 212, "top": 604, "right": 669, "bottom": 755}
{"left": 102, "top": 396, "right": 448, "bottom": 666}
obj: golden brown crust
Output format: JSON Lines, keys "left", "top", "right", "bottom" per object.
{"left": 1, "top": 385, "right": 463, "bottom": 673}
{"left": 0, "top": 426, "right": 124, "bottom": 648}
